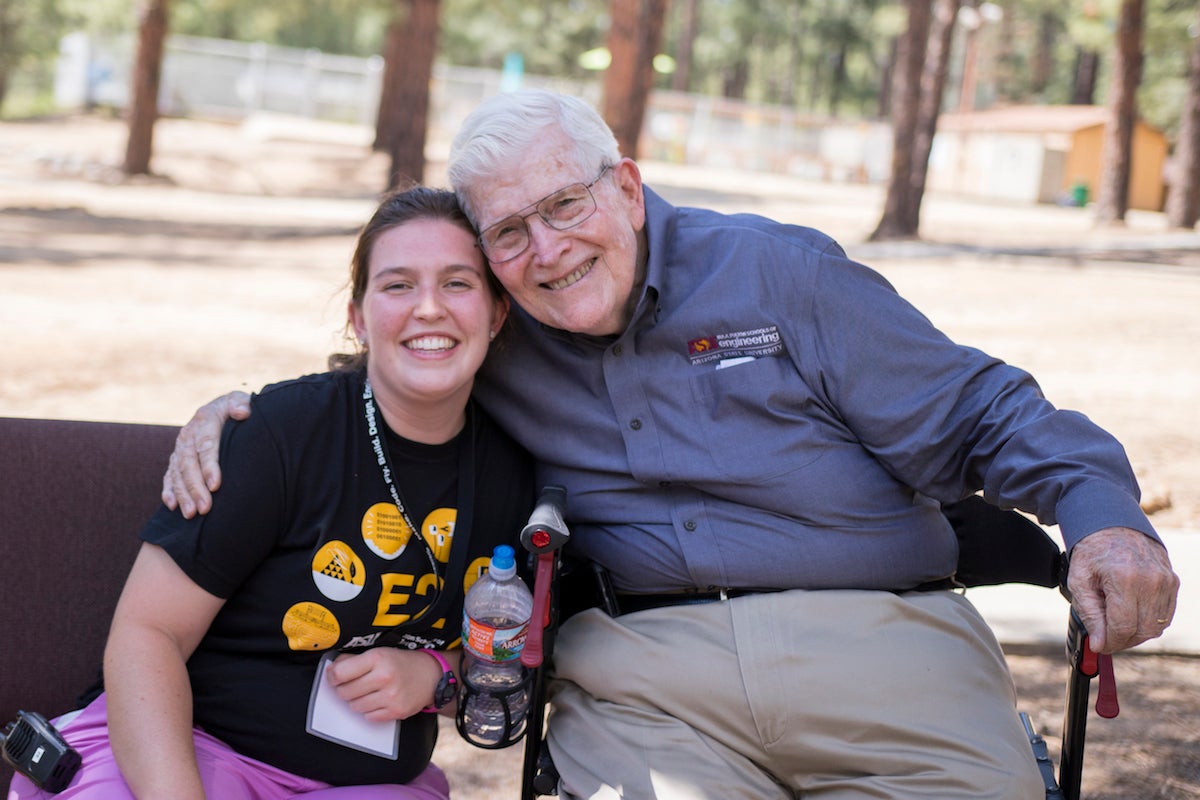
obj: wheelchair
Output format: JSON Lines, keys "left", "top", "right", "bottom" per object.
{"left": 506, "top": 488, "right": 1118, "bottom": 800}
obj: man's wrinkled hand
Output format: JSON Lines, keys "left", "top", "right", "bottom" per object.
{"left": 161, "top": 391, "right": 252, "bottom": 518}
{"left": 1067, "top": 527, "right": 1179, "bottom": 654}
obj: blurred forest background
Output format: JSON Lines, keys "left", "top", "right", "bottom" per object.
{"left": 2, "top": 0, "right": 1200, "bottom": 237}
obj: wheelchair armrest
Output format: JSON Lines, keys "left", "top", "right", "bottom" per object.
{"left": 944, "top": 495, "right": 1066, "bottom": 589}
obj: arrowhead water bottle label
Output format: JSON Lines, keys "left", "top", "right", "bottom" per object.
{"left": 464, "top": 614, "right": 529, "bottom": 662}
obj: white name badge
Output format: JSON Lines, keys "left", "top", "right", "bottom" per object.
{"left": 306, "top": 652, "right": 400, "bottom": 759}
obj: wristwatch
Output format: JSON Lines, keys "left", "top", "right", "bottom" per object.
{"left": 420, "top": 649, "right": 459, "bottom": 712}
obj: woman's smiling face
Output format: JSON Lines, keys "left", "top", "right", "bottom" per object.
{"left": 351, "top": 218, "right": 506, "bottom": 412}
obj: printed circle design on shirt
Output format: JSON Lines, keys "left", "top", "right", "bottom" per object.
{"left": 422, "top": 507, "right": 457, "bottom": 564}
{"left": 311, "top": 540, "right": 366, "bottom": 602}
{"left": 362, "top": 501, "right": 412, "bottom": 560}
{"left": 281, "top": 601, "right": 341, "bottom": 651}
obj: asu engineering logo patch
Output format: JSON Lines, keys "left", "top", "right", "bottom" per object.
{"left": 687, "top": 325, "right": 785, "bottom": 366}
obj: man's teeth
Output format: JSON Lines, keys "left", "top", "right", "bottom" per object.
{"left": 548, "top": 261, "right": 593, "bottom": 290}
{"left": 406, "top": 336, "right": 455, "bottom": 351}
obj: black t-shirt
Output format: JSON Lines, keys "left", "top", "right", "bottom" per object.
{"left": 140, "top": 369, "right": 534, "bottom": 785}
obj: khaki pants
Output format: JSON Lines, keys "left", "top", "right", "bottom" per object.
{"left": 546, "top": 588, "right": 1044, "bottom": 799}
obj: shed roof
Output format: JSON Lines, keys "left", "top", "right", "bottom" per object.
{"left": 937, "top": 104, "right": 1116, "bottom": 134}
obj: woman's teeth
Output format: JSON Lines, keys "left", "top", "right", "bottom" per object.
{"left": 405, "top": 336, "right": 455, "bottom": 351}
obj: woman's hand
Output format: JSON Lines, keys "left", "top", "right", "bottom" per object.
{"left": 326, "top": 648, "right": 452, "bottom": 722}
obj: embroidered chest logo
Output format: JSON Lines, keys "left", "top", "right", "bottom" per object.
{"left": 687, "top": 325, "right": 785, "bottom": 367}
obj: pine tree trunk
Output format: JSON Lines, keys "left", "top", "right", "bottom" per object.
{"left": 373, "top": 10, "right": 405, "bottom": 154}
{"left": 722, "top": 59, "right": 749, "bottom": 99}
{"left": 907, "top": 0, "right": 961, "bottom": 228}
{"left": 0, "top": 0, "right": 16, "bottom": 112}
{"left": 1166, "top": 17, "right": 1200, "bottom": 229}
{"left": 123, "top": 0, "right": 168, "bottom": 176}
{"left": 1071, "top": 48, "right": 1100, "bottom": 105}
{"left": 869, "top": 0, "right": 932, "bottom": 241}
{"left": 827, "top": 45, "right": 847, "bottom": 116}
{"left": 603, "top": 0, "right": 669, "bottom": 159}
{"left": 1094, "top": 0, "right": 1144, "bottom": 225}
{"left": 877, "top": 37, "right": 898, "bottom": 118}
{"left": 780, "top": 4, "right": 805, "bottom": 108}
{"left": 670, "top": 0, "right": 700, "bottom": 93}
{"left": 381, "top": 0, "right": 439, "bottom": 189}
{"left": 1031, "top": 11, "right": 1057, "bottom": 97}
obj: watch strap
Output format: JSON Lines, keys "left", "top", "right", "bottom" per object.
{"left": 420, "top": 649, "right": 459, "bottom": 713}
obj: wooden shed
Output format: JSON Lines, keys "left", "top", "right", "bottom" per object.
{"left": 928, "top": 105, "right": 1168, "bottom": 211}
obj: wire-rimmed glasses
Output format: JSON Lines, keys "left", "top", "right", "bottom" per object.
{"left": 477, "top": 165, "right": 613, "bottom": 263}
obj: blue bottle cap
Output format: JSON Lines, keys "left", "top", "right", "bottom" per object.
{"left": 492, "top": 544, "right": 515, "bottom": 570}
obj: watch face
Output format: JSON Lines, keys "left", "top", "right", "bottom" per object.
{"left": 434, "top": 672, "right": 459, "bottom": 708}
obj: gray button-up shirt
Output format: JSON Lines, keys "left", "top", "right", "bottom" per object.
{"left": 474, "top": 187, "right": 1156, "bottom": 593}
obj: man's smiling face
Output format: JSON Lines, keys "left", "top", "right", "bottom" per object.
{"left": 467, "top": 128, "right": 646, "bottom": 337}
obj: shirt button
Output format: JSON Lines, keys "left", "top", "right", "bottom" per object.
{"left": 630, "top": 418, "right": 642, "bottom": 430}
{"left": 613, "top": 343, "right": 624, "bottom": 356}
{"left": 684, "top": 520, "right": 697, "bottom": 531}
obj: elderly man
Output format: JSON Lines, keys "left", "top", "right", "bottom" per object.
{"left": 164, "top": 89, "right": 1177, "bottom": 799}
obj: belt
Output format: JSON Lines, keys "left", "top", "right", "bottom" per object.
{"left": 614, "top": 587, "right": 780, "bottom": 615}
{"left": 612, "top": 577, "right": 957, "bottom": 616}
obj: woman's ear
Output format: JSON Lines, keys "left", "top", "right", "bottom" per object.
{"left": 349, "top": 300, "right": 366, "bottom": 347}
{"left": 491, "top": 294, "right": 511, "bottom": 339}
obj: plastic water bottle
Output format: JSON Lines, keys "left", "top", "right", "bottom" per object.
{"left": 459, "top": 545, "right": 533, "bottom": 746}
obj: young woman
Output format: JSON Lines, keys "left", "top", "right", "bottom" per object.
{"left": 9, "top": 187, "right": 533, "bottom": 799}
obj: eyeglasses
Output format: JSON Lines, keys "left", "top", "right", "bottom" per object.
{"left": 477, "top": 165, "right": 612, "bottom": 263}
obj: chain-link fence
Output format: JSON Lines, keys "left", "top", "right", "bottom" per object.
{"left": 54, "top": 32, "right": 891, "bottom": 183}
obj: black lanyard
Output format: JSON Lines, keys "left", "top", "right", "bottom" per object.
{"left": 361, "top": 378, "right": 477, "bottom": 639}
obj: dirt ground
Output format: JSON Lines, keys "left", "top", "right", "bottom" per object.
{"left": 1, "top": 113, "right": 1198, "bottom": 798}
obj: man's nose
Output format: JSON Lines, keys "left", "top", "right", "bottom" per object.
{"left": 525, "top": 215, "right": 568, "bottom": 263}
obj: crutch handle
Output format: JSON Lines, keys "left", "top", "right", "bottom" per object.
{"left": 523, "top": 552, "right": 555, "bottom": 667}
{"left": 520, "top": 486, "right": 570, "bottom": 668}
{"left": 521, "top": 486, "right": 569, "bottom": 554}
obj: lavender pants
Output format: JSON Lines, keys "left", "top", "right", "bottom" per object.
{"left": 6, "top": 694, "right": 450, "bottom": 800}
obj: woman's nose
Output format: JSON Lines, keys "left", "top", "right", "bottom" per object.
{"left": 414, "top": 288, "right": 446, "bottom": 318}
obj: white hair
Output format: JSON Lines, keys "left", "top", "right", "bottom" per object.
{"left": 448, "top": 89, "right": 621, "bottom": 225}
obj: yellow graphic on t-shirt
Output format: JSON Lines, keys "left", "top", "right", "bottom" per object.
{"left": 311, "top": 540, "right": 366, "bottom": 602}
{"left": 463, "top": 555, "right": 492, "bottom": 595}
{"left": 281, "top": 601, "right": 340, "bottom": 651}
{"left": 422, "top": 508, "right": 456, "bottom": 563}
{"left": 362, "top": 502, "right": 412, "bottom": 560}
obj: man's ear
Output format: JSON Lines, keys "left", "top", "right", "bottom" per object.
{"left": 611, "top": 158, "right": 646, "bottom": 230}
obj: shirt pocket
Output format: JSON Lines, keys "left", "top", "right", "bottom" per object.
{"left": 686, "top": 356, "right": 834, "bottom": 483}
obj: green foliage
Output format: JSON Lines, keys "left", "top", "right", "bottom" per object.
{"left": 169, "top": 0, "right": 393, "bottom": 55}
{"left": 1137, "top": 0, "right": 1197, "bottom": 137}
{"left": 668, "top": 0, "right": 890, "bottom": 114}
{"left": 0, "top": 0, "right": 74, "bottom": 113}
{"left": 57, "top": 0, "right": 126, "bottom": 36}
{"left": 440, "top": 0, "right": 608, "bottom": 77}
{"left": 3, "top": 0, "right": 1197, "bottom": 141}
{"left": 1066, "top": 0, "right": 1120, "bottom": 51}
